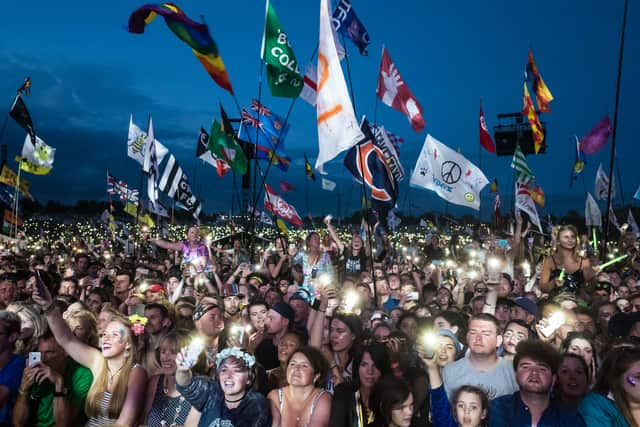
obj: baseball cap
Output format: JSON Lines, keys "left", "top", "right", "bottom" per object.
{"left": 513, "top": 297, "right": 538, "bottom": 317}
{"left": 270, "top": 301, "right": 295, "bottom": 323}
{"left": 438, "top": 329, "right": 463, "bottom": 353}
{"left": 192, "top": 302, "right": 219, "bottom": 321}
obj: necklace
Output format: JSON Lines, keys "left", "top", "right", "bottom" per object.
{"left": 107, "top": 363, "right": 124, "bottom": 386}
{"left": 225, "top": 393, "right": 246, "bottom": 404}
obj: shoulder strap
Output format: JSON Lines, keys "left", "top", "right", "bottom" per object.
{"left": 278, "top": 388, "right": 284, "bottom": 413}
{"left": 309, "top": 390, "right": 326, "bottom": 416}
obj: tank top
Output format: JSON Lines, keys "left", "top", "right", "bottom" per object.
{"left": 278, "top": 388, "right": 326, "bottom": 427}
{"left": 85, "top": 392, "right": 117, "bottom": 427}
{"left": 146, "top": 375, "right": 191, "bottom": 427}
{"left": 550, "top": 256, "right": 585, "bottom": 293}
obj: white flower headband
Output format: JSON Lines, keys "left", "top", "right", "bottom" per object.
{"left": 215, "top": 347, "right": 256, "bottom": 369}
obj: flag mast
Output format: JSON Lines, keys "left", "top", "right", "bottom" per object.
{"left": 603, "top": 0, "right": 629, "bottom": 258}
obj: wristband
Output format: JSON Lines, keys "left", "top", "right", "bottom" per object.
{"left": 311, "top": 299, "right": 321, "bottom": 311}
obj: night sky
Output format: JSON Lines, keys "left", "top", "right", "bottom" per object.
{"left": 1, "top": 0, "right": 639, "bottom": 220}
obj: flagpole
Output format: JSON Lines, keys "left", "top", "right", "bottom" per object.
{"left": 603, "top": 0, "right": 628, "bottom": 259}
{"left": 340, "top": 32, "right": 357, "bottom": 117}
{"left": 12, "top": 164, "right": 21, "bottom": 240}
{"left": 133, "top": 168, "right": 144, "bottom": 264}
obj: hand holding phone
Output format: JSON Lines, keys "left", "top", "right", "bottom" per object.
{"left": 28, "top": 352, "right": 41, "bottom": 367}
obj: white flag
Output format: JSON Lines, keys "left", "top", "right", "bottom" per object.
{"left": 516, "top": 181, "right": 542, "bottom": 233}
{"left": 409, "top": 134, "right": 489, "bottom": 210}
{"left": 300, "top": 62, "right": 317, "bottom": 106}
{"left": 21, "top": 134, "right": 55, "bottom": 170}
{"left": 609, "top": 205, "right": 621, "bottom": 231}
{"left": 315, "top": 0, "right": 364, "bottom": 173}
{"left": 627, "top": 209, "right": 640, "bottom": 238}
{"left": 128, "top": 115, "right": 168, "bottom": 167}
{"left": 584, "top": 192, "right": 602, "bottom": 227}
{"left": 594, "top": 163, "right": 615, "bottom": 200}
{"left": 143, "top": 117, "right": 158, "bottom": 207}
{"left": 321, "top": 177, "right": 336, "bottom": 191}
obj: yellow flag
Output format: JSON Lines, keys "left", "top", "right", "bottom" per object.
{"left": 124, "top": 202, "right": 155, "bottom": 228}
{"left": 16, "top": 156, "right": 50, "bottom": 175}
{"left": 276, "top": 218, "right": 288, "bottom": 235}
{"left": 0, "top": 165, "right": 32, "bottom": 199}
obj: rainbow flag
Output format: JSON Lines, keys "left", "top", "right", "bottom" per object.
{"left": 129, "top": 3, "right": 233, "bottom": 94}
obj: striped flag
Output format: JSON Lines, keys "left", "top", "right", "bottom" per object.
{"left": 158, "top": 155, "right": 201, "bottom": 220}
{"left": 143, "top": 116, "right": 158, "bottom": 207}
{"left": 511, "top": 145, "right": 534, "bottom": 182}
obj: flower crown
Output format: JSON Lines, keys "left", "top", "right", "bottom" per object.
{"left": 215, "top": 347, "right": 256, "bottom": 369}
{"left": 128, "top": 314, "right": 148, "bottom": 336}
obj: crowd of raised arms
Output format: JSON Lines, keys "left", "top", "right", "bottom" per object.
{"left": 2, "top": 212, "right": 640, "bottom": 427}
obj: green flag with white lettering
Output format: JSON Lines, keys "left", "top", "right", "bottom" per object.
{"left": 261, "top": 0, "right": 303, "bottom": 98}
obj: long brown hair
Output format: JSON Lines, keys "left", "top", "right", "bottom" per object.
{"left": 594, "top": 347, "right": 640, "bottom": 427}
{"left": 552, "top": 225, "right": 581, "bottom": 259}
{"left": 85, "top": 316, "right": 137, "bottom": 419}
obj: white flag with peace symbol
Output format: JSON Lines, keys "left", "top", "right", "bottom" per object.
{"left": 410, "top": 134, "right": 489, "bottom": 210}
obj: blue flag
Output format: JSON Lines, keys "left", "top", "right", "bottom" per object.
{"left": 344, "top": 119, "right": 397, "bottom": 216}
{"left": 238, "top": 104, "right": 291, "bottom": 171}
{"left": 332, "top": 0, "right": 370, "bottom": 56}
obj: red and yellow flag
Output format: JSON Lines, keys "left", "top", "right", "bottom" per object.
{"left": 526, "top": 50, "right": 554, "bottom": 113}
{"left": 522, "top": 83, "right": 545, "bottom": 154}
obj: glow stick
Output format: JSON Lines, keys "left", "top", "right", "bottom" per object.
{"left": 592, "top": 228, "right": 598, "bottom": 253}
{"left": 558, "top": 268, "right": 565, "bottom": 282}
{"left": 598, "top": 254, "right": 628, "bottom": 270}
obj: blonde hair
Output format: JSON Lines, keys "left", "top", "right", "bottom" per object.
{"left": 85, "top": 316, "right": 137, "bottom": 419}
{"left": 66, "top": 309, "right": 99, "bottom": 348}
{"left": 552, "top": 225, "right": 581, "bottom": 258}
{"left": 6, "top": 302, "right": 47, "bottom": 354}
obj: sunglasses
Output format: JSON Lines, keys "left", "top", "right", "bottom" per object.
{"left": 475, "top": 288, "right": 488, "bottom": 294}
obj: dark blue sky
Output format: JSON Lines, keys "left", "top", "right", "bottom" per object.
{"left": 1, "top": 0, "right": 638, "bottom": 220}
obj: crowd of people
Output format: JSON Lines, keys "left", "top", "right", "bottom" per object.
{"left": 1, "top": 212, "right": 640, "bottom": 427}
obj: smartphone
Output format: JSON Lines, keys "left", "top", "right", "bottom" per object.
{"left": 407, "top": 291, "right": 419, "bottom": 301}
{"left": 28, "top": 352, "right": 41, "bottom": 367}
{"left": 35, "top": 270, "right": 47, "bottom": 296}
{"left": 497, "top": 239, "right": 509, "bottom": 248}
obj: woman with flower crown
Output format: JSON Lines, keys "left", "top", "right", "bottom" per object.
{"left": 175, "top": 346, "right": 272, "bottom": 427}
{"left": 33, "top": 284, "right": 147, "bottom": 427}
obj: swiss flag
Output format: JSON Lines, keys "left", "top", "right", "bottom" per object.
{"left": 479, "top": 101, "right": 496, "bottom": 153}
{"left": 376, "top": 47, "right": 425, "bottom": 133}
{"left": 264, "top": 185, "right": 302, "bottom": 227}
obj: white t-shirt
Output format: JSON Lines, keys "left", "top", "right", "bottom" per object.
{"left": 442, "top": 356, "right": 518, "bottom": 400}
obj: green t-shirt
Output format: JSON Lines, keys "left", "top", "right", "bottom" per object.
{"left": 29, "top": 359, "right": 93, "bottom": 427}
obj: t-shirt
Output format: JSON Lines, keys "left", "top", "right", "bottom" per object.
{"left": 442, "top": 356, "right": 518, "bottom": 400}
{"left": 339, "top": 248, "right": 369, "bottom": 281}
{"left": 32, "top": 359, "right": 93, "bottom": 427}
{"left": 255, "top": 339, "right": 279, "bottom": 371}
{"left": 0, "top": 353, "right": 25, "bottom": 424}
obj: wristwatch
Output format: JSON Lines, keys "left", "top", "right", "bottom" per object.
{"left": 54, "top": 387, "right": 69, "bottom": 397}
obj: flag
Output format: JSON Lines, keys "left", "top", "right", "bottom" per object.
{"left": 124, "top": 202, "right": 155, "bottom": 228}
{"left": 594, "top": 163, "right": 614, "bottom": 200}
{"left": 529, "top": 185, "right": 545, "bottom": 207}
{"left": 17, "top": 77, "right": 31, "bottom": 97}
{"left": 107, "top": 172, "right": 140, "bottom": 205}
{"left": 238, "top": 109, "right": 291, "bottom": 171}
{"left": 525, "top": 49, "right": 553, "bottom": 112}
{"left": 585, "top": 193, "right": 601, "bottom": 228}
{"left": 143, "top": 198, "right": 170, "bottom": 218}
{"left": 127, "top": 115, "right": 168, "bottom": 166}
{"left": 370, "top": 123, "right": 404, "bottom": 155}
{"left": 158, "top": 154, "right": 202, "bottom": 220}
{"left": 143, "top": 116, "right": 159, "bottom": 207}
{"left": 489, "top": 178, "right": 498, "bottom": 193}
{"left": 17, "top": 134, "right": 55, "bottom": 176}
{"left": 609, "top": 206, "right": 621, "bottom": 231}
{"left": 409, "top": 134, "right": 488, "bottom": 210}
{"left": 516, "top": 181, "right": 542, "bottom": 232}
{"left": 511, "top": 145, "right": 534, "bottom": 182}
{"left": 571, "top": 136, "right": 586, "bottom": 184}
{"left": 580, "top": 115, "right": 612, "bottom": 155}
{"left": 331, "top": 0, "right": 370, "bottom": 55}
{"left": 387, "top": 209, "right": 401, "bottom": 232}
{"left": 264, "top": 184, "right": 302, "bottom": 227}
{"left": 372, "top": 125, "right": 405, "bottom": 181}
{"left": 276, "top": 218, "right": 289, "bottom": 234}
{"left": 321, "top": 177, "right": 336, "bottom": 191}
{"left": 315, "top": 0, "right": 364, "bottom": 173}
{"left": 279, "top": 181, "right": 294, "bottom": 193}
{"left": 260, "top": 211, "right": 274, "bottom": 225}
{"left": 261, "top": 0, "right": 303, "bottom": 98}
{"left": 635, "top": 183, "right": 640, "bottom": 201}
{"left": 304, "top": 153, "right": 316, "bottom": 181}
{"left": 3, "top": 209, "right": 22, "bottom": 227}
{"left": 196, "top": 127, "right": 231, "bottom": 177}
{"left": 344, "top": 120, "right": 398, "bottom": 212}
{"left": 209, "top": 105, "right": 248, "bottom": 174}
{"left": 479, "top": 101, "right": 496, "bottom": 153}
{"left": 128, "top": 3, "right": 234, "bottom": 94}
{"left": 377, "top": 47, "right": 425, "bottom": 133}
{"left": 494, "top": 193, "right": 501, "bottom": 227}
{"left": 300, "top": 62, "right": 317, "bottom": 106}
{"left": 0, "top": 166, "right": 32, "bottom": 200}
{"left": 9, "top": 95, "right": 36, "bottom": 144}
{"left": 0, "top": 185, "right": 15, "bottom": 210}
{"left": 627, "top": 210, "right": 640, "bottom": 238}
{"left": 522, "top": 83, "right": 545, "bottom": 153}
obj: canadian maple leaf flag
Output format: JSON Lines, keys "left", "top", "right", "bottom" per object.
{"left": 377, "top": 46, "right": 425, "bottom": 133}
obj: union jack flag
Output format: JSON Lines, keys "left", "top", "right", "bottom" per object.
{"left": 241, "top": 110, "right": 265, "bottom": 132}
{"left": 251, "top": 99, "right": 271, "bottom": 117}
{"left": 107, "top": 172, "right": 139, "bottom": 205}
